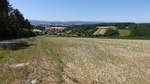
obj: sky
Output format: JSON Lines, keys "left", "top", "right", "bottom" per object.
{"left": 10, "top": 0, "right": 150, "bottom": 22}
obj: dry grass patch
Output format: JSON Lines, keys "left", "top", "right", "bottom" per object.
{"left": 47, "top": 37, "right": 150, "bottom": 84}
{"left": 0, "top": 36, "right": 150, "bottom": 84}
{"left": 0, "top": 37, "right": 64, "bottom": 84}
{"left": 118, "top": 29, "right": 130, "bottom": 36}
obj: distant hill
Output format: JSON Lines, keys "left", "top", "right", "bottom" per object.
{"left": 30, "top": 20, "right": 102, "bottom": 25}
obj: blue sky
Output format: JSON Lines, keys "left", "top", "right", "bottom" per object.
{"left": 10, "top": 0, "right": 150, "bottom": 22}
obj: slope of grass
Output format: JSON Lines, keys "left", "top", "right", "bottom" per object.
{"left": 46, "top": 37, "right": 150, "bottom": 84}
{"left": 118, "top": 29, "right": 130, "bottom": 36}
{"left": 0, "top": 37, "right": 64, "bottom": 84}
{"left": 0, "top": 36, "right": 150, "bottom": 84}
{"left": 46, "top": 35, "right": 150, "bottom": 40}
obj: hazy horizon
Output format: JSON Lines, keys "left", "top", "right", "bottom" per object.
{"left": 30, "top": 20, "right": 149, "bottom": 24}
{"left": 10, "top": 0, "right": 150, "bottom": 23}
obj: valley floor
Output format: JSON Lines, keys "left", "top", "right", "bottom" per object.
{"left": 0, "top": 36, "right": 150, "bottom": 84}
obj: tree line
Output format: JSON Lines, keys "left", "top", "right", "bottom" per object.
{"left": 65, "top": 23, "right": 150, "bottom": 37}
{"left": 65, "top": 25, "right": 97, "bottom": 36}
{"left": 0, "top": 0, "right": 35, "bottom": 40}
{"left": 129, "top": 24, "right": 150, "bottom": 36}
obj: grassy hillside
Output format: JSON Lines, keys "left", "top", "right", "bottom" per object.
{"left": 0, "top": 36, "right": 150, "bottom": 84}
{"left": 118, "top": 29, "right": 130, "bottom": 36}
{"left": 0, "top": 37, "right": 64, "bottom": 84}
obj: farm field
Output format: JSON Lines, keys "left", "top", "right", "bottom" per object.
{"left": 0, "top": 36, "right": 150, "bottom": 84}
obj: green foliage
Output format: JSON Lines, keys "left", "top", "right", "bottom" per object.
{"left": 0, "top": 0, "right": 35, "bottom": 40}
{"left": 115, "top": 23, "right": 135, "bottom": 29}
{"left": 104, "top": 29, "right": 119, "bottom": 36}
{"left": 33, "top": 25, "right": 45, "bottom": 31}
{"left": 129, "top": 24, "right": 150, "bottom": 36}
{"left": 0, "top": 0, "right": 9, "bottom": 39}
{"left": 65, "top": 25, "right": 97, "bottom": 36}
{"left": 95, "top": 23, "right": 135, "bottom": 29}
{"left": 65, "top": 23, "right": 150, "bottom": 37}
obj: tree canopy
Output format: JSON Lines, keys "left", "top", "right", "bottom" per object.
{"left": 129, "top": 24, "right": 150, "bottom": 36}
{"left": 0, "top": 0, "right": 34, "bottom": 40}
{"left": 65, "top": 25, "right": 97, "bottom": 36}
